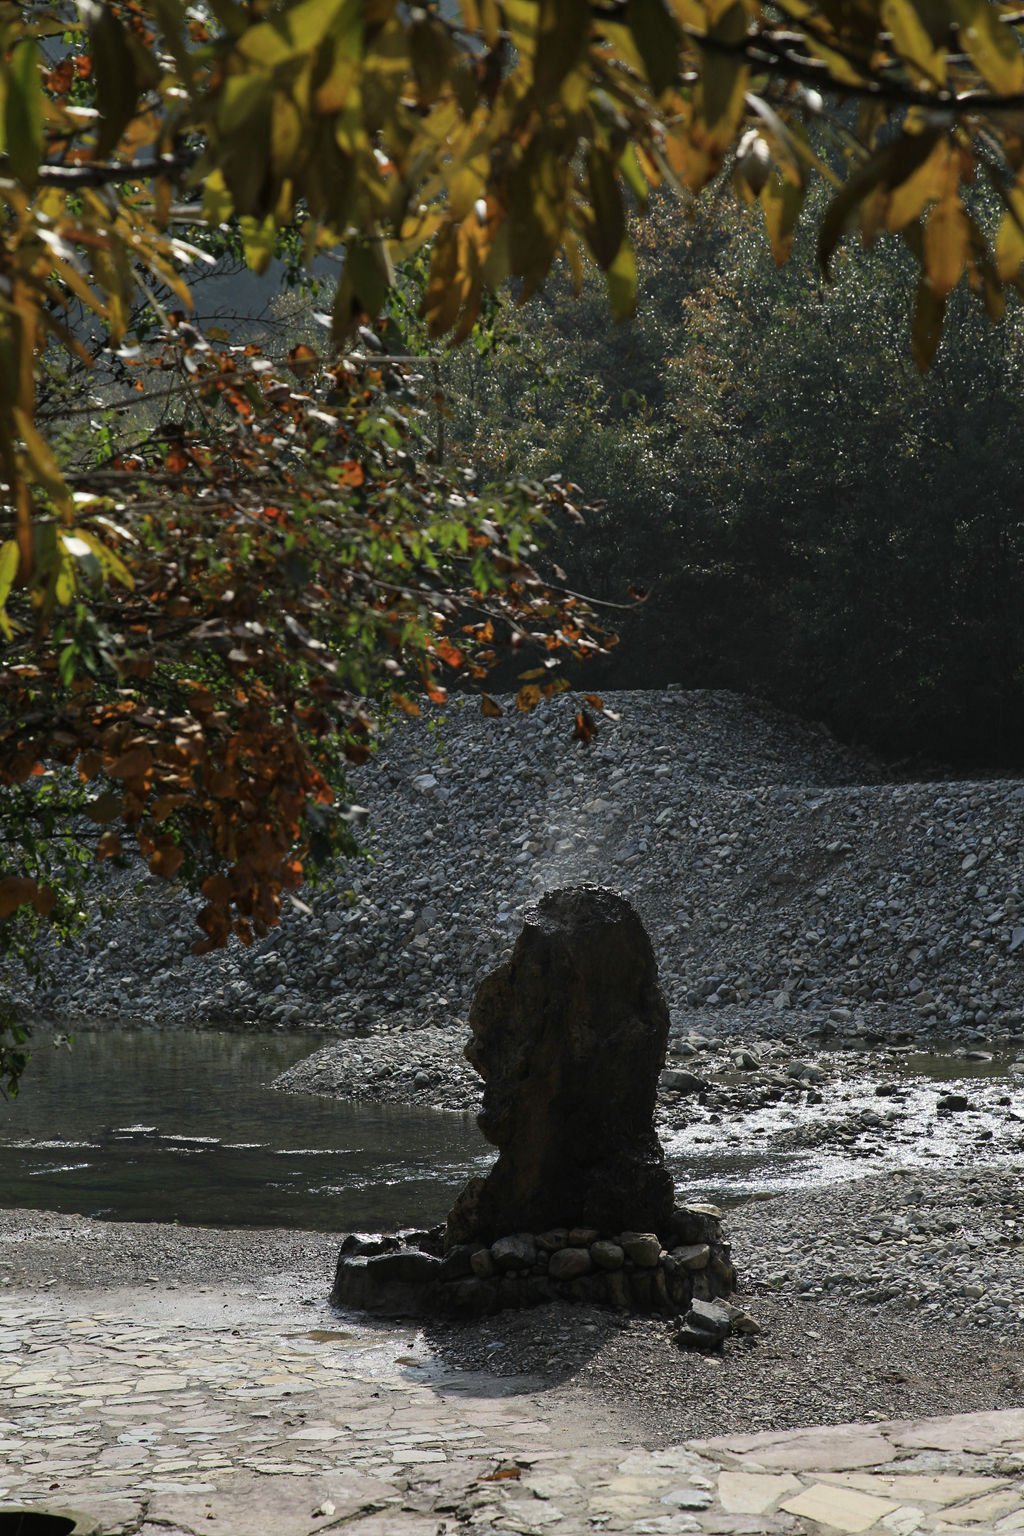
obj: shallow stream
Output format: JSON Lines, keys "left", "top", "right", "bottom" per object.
{"left": 0, "top": 1031, "right": 489, "bottom": 1230}
{"left": 1, "top": 1030, "right": 1021, "bottom": 1229}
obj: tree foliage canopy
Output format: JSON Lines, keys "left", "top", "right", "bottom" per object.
{"left": 4, "top": 0, "right": 1024, "bottom": 970}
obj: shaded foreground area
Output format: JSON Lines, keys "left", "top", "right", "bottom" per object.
{"left": 3, "top": 1183, "right": 1024, "bottom": 1443}
{"left": 2, "top": 1210, "right": 1024, "bottom": 1536}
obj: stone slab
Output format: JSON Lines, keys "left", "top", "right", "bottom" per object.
{"left": 691, "top": 1426, "right": 900, "bottom": 1473}
{"left": 716, "top": 1471, "right": 801, "bottom": 1514}
{"left": 780, "top": 1480, "right": 900, "bottom": 1532}
{"left": 818, "top": 1473, "right": 1010, "bottom": 1507}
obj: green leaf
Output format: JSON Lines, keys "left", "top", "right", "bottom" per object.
{"left": 628, "top": 0, "right": 681, "bottom": 95}
{"left": 5, "top": 40, "right": 43, "bottom": 187}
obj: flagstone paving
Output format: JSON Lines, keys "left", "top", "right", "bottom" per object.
{"left": 1, "top": 1285, "right": 1022, "bottom": 1536}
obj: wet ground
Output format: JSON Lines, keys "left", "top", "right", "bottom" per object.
{"left": 659, "top": 1044, "right": 1024, "bottom": 1205}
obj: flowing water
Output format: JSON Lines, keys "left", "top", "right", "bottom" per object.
{"left": 0, "top": 1031, "right": 490, "bottom": 1230}
{"left": 1, "top": 1030, "right": 1021, "bottom": 1229}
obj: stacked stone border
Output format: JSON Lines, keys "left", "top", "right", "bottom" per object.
{"left": 331, "top": 1201, "right": 736, "bottom": 1319}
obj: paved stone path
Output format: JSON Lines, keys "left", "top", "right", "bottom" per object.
{"left": 2, "top": 1285, "right": 1023, "bottom": 1535}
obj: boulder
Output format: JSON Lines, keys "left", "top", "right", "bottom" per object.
{"left": 331, "top": 1248, "right": 441, "bottom": 1316}
{"left": 447, "top": 886, "right": 674, "bottom": 1243}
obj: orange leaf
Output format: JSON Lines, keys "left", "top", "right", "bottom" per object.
{"left": 286, "top": 343, "right": 319, "bottom": 377}
{"left": 108, "top": 746, "right": 154, "bottom": 782}
{"left": 151, "top": 794, "right": 189, "bottom": 823}
{"left": 572, "top": 709, "right": 596, "bottom": 746}
{"left": 149, "top": 845, "right": 185, "bottom": 879}
{"left": 0, "top": 877, "right": 39, "bottom": 920}
{"left": 392, "top": 693, "right": 422, "bottom": 716}
{"left": 480, "top": 694, "right": 503, "bottom": 717}
{"left": 516, "top": 684, "right": 541, "bottom": 713}
{"left": 583, "top": 694, "right": 604, "bottom": 711}
{"left": 96, "top": 830, "right": 123, "bottom": 860}
{"left": 201, "top": 873, "right": 233, "bottom": 905}
{"left": 32, "top": 885, "right": 57, "bottom": 917}
{"left": 436, "top": 639, "right": 465, "bottom": 669}
{"left": 335, "top": 460, "right": 365, "bottom": 488}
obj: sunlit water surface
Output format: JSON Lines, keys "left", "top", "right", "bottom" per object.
{"left": 1, "top": 1032, "right": 1021, "bottom": 1227}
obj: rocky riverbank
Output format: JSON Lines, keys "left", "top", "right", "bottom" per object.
{"left": 22, "top": 686, "right": 1024, "bottom": 1056}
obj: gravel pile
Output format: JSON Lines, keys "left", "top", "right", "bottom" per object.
{"left": 22, "top": 687, "right": 1024, "bottom": 1058}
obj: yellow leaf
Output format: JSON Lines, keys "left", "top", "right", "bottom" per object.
{"left": 606, "top": 236, "right": 637, "bottom": 321}
{"left": 881, "top": 0, "right": 947, "bottom": 87}
{"left": 203, "top": 168, "right": 235, "bottom": 228}
{"left": 760, "top": 170, "right": 805, "bottom": 266}
{"left": 15, "top": 409, "right": 72, "bottom": 518}
{"left": 949, "top": 0, "right": 1024, "bottom": 93}
{"left": 885, "top": 136, "right": 948, "bottom": 230}
{"left": 5, "top": 40, "right": 43, "bottom": 186}
{"left": 78, "top": 529, "right": 134, "bottom": 590}
{"left": 924, "top": 193, "right": 969, "bottom": 296}
{"left": 995, "top": 185, "right": 1024, "bottom": 280}
{"left": 240, "top": 212, "right": 278, "bottom": 274}
{"left": 0, "top": 539, "right": 18, "bottom": 612}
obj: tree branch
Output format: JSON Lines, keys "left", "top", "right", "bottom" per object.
{"left": 0, "top": 148, "right": 196, "bottom": 189}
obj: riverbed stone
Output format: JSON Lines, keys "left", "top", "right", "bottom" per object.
{"left": 569, "top": 1226, "right": 602, "bottom": 1246}
{"left": 621, "top": 1231, "right": 662, "bottom": 1267}
{"left": 491, "top": 1234, "right": 537, "bottom": 1271}
{"left": 669, "top": 1244, "right": 710, "bottom": 1272}
{"left": 331, "top": 1248, "right": 441, "bottom": 1317}
{"left": 446, "top": 886, "right": 675, "bottom": 1243}
{"left": 470, "top": 1247, "right": 496, "bottom": 1278}
{"left": 591, "top": 1240, "right": 625, "bottom": 1270}
{"left": 548, "top": 1247, "right": 592, "bottom": 1281}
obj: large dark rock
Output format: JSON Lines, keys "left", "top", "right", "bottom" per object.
{"left": 447, "top": 885, "right": 674, "bottom": 1244}
{"left": 330, "top": 1248, "right": 442, "bottom": 1316}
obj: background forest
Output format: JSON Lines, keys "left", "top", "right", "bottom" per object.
{"left": 429, "top": 193, "right": 1024, "bottom": 770}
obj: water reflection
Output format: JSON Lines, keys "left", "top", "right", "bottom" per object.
{"left": 0, "top": 1030, "right": 491, "bottom": 1230}
{"left": 1, "top": 1030, "right": 1020, "bottom": 1230}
